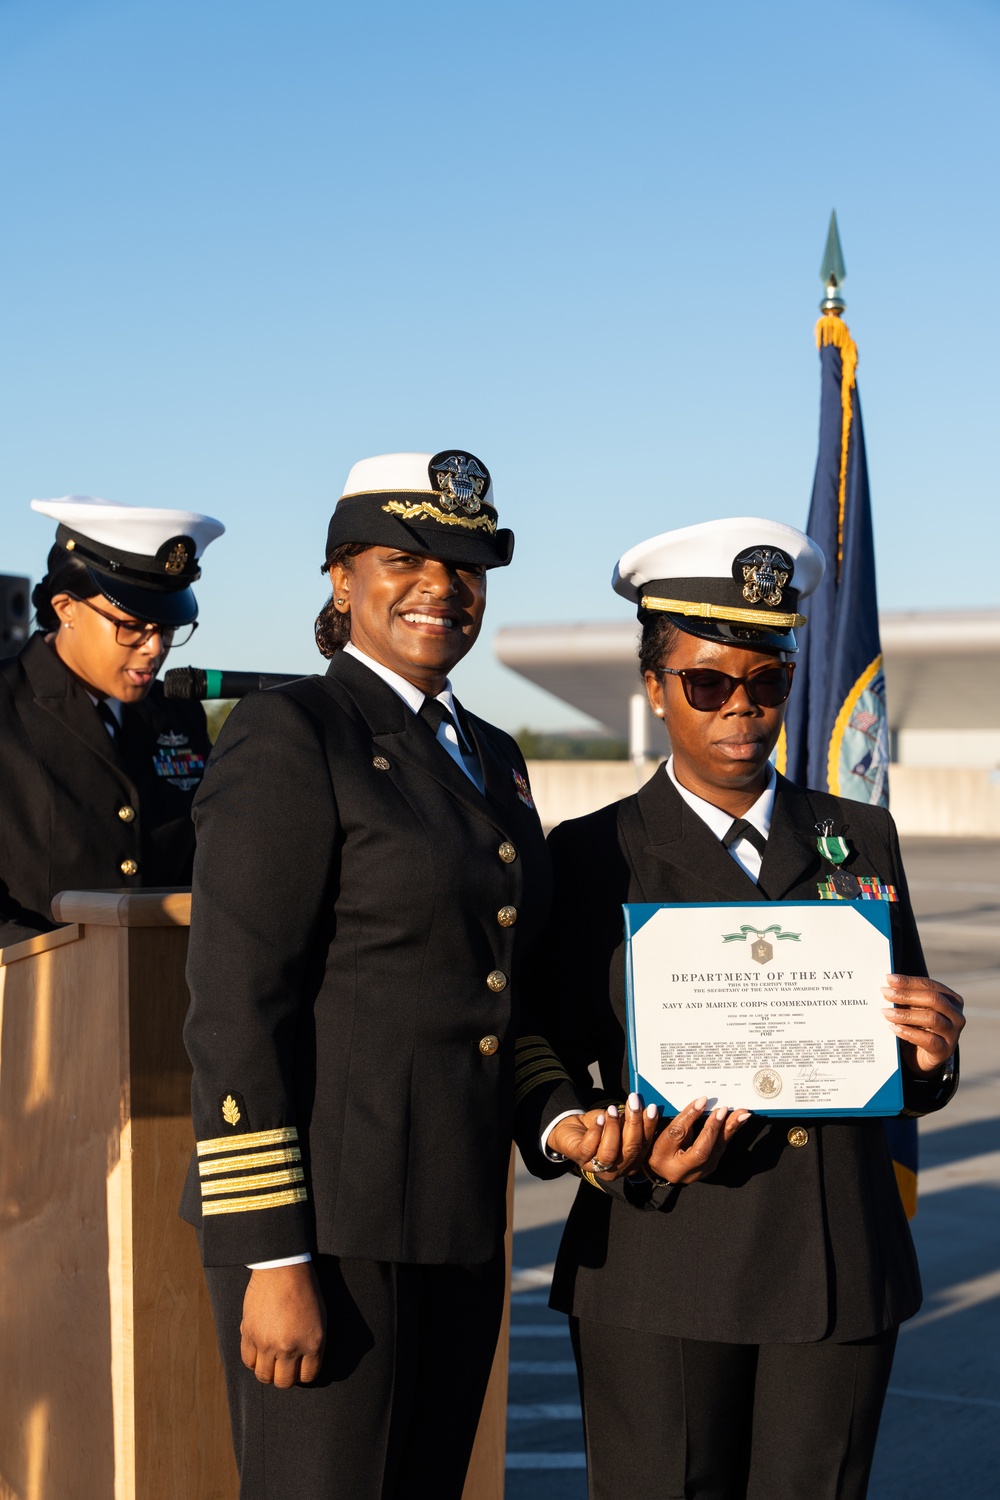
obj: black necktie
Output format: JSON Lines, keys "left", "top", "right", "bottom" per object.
{"left": 419, "top": 696, "right": 470, "bottom": 753}
{"left": 722, "top": 817, "right": 767, "bottom": 858}
{"left": 95, "top": 698, "right": 120, "bottom": 742}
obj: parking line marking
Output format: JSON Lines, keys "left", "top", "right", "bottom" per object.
{"left": 887, "top": 1386, "right": 1000, "bottom": 1410}
{"left": 506, "top": 1453, "right": 587, "bottom": 1469}
{"left": 508, "top": 1360, "right": 577, "bottom": 1375}
{"left": 508, "top": 1403, "right": 581, "bottom": 1420}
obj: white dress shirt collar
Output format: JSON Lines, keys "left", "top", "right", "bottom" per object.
{"left": 665, "top": 756, "right": 775, "bottom": 883}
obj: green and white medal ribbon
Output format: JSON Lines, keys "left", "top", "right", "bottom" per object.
{"left": 817, "top": 834, "right": 850, "bottom": 865}
{"left": 815, "top": 818, "right": 851, "bottom": 866}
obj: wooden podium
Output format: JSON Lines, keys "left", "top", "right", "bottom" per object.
{"left": 0, "top": 891, "right": 510, "bottom": 1500}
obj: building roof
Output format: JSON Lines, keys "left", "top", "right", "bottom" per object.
{"left": 494, "top": 610, "right": 1000, "bottom": 740}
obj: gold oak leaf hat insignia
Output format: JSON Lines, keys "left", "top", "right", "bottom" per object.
{"left": 325, "top": 452, "right": 514, "bottom": 569}
{"left": 613, "top": 516, "right": 825, "bottom": 652}
{"left": 30, "top": 495, "right": 225, "bottom": 627}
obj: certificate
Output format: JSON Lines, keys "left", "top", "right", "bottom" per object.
{"left": 624, "top": 901, "right": 901, "bottom": 1117}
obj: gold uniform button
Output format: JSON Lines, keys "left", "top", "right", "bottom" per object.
{"left": 486, "top": 970, "right": 507, "bottom": 992}
{"left": 497, "top": 906, "right": 517, "bottom": 927}
{"left": 498, "top": 841, "right": 517, "bottom": 864}
{"left": 372, "top": 755, "right": 391, "bottom": 771}
{"left": 118, "top": 804, "right": 136, "bottom": 823}
{"left": 479, "top": 1034, "right": 499, "bottom": 1056}
{"left": 120, "top": 859, "right": 139, "bottom": 876}
{"left": 787, "top": 1127, "right": 809, "bottom": 1148}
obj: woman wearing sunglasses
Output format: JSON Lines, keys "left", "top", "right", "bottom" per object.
{"left": 0, "top": 495, "right": 223, "bottom": 944}
{"left": 520, "top": 518, "right": 964, "bottom": 1500}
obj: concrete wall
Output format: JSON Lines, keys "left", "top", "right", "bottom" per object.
{"left": 524, "top": 761, "right": 1000, "bottom": 838}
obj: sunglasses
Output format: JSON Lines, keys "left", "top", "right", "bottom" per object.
{"left": 67, "top": 594, "right": 197, "bottom": 649}
{"left": 660, "top": 662, "right": 795, "bottom": 712}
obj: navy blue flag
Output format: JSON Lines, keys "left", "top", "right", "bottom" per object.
{"left": 780, "top": 313, "right": 917, "bottom": 1217}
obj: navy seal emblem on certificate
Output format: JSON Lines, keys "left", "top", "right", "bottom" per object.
{"left": 623, "top": 901, "right": 902, "bottom": 1117}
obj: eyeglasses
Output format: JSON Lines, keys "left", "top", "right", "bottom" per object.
{"left": 67, "top": 594, "right": 198, "bottom": 649}
{"left": 660, "top": 662, "right": 795, "bottom": 712}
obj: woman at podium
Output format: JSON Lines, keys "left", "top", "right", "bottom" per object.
{"left": 0, "top": 496, "right": 224, "bottom": 945}
{"left": 182, "top": 452, "right": 593, "bottom": 1500}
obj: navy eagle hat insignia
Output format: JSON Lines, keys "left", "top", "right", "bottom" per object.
{"left": 429, "top": 451, "right": 491, "bottom": 516}
{"left": 734, "top": 546, "right": 793, "bottom": 608}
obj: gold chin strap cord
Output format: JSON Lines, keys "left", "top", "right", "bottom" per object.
{"left": 640, "top": 595, "right": 807, "bottom": 630}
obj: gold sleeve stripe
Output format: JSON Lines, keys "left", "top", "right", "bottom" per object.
{"left": 515, "top": 1062, "right": 569, "bottom": 1098}
{"left": 515, "top": 1047, "right": 558, "bottom": 1067}
{"left": 199, "top": 1147, "right": 302, "bottom": 1178}
{"left": 514, "top": 1067, "right": 573, "bottom": 1108}
{"left": 200, "top": 1167, "right": 305, "bottom": 1198}
{"left": 197, "top": 1125, "right": 299, "bottom": 1157}
{"left": 515, "top": 1054, "right": 571, "bottom": 1084}
{"left": 202, "top": 1186, "right": 308, "bottom": 1217}
{"left": 515, "top": 1044, "right": 554, "bottom": 1068}
{"left": 515, "top": 1035, "right": 553, "bottom": 1051}
{"left": 581, "top": 1170, "right": 608, "bottom": 1193}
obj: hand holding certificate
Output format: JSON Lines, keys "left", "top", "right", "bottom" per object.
{"left": 624, "top": 900, "right": 903, "bottom": 1117}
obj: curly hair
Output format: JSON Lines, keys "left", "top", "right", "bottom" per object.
{"left": 638, "top": 615, "right": 680, "bottom": 679}
{"left": 314, "top": 543, "right": 371, "bottom": 658}
{"left": 31, "top": 545, "right": 100, "bottom": 631}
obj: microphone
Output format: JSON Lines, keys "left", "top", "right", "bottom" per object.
{"left": 163, "top": 667, "right": 301, "bottom": 701}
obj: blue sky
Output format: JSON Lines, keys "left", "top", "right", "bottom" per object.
{"left": 2, "top": 0, "right": 997, "bottom": 728}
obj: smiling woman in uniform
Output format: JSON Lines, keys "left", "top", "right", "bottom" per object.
{"left": 181, "top": 452, "right": 628, "bottom": 1500}
{"left": 521, "top": 518, "right": 965, "bottom": 1500}
{"left": 0, "top": 495, "right": 223, "bottom": 944}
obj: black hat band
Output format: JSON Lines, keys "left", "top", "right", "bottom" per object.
{"left": 56, "top": 524, "right": 201, "bottom": 591}
{"left": 326, "top": 492, "right": 513, "bottom": 568}
{"left": 638, "top": 571, "right": 805, "bottom": 627}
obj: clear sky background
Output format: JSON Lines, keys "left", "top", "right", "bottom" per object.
{"left": 2, "top": 0, "right": 997, "bottom": 728}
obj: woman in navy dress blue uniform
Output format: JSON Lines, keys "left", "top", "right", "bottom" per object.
{"left": 0, "top": 495, "right": 223, "bottom": 945}
{"left": 182, "top": 452, "right": 599, "bottom": 1499}
{"left": 520, "top": 518, "right": 965, "bottom": 1500}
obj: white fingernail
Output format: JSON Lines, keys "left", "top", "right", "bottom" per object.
{"left": 628, "top": 1092, "right": 640, "bottom": 1111}
{"left": 596, "top": 1114, "right": 606, "bottom": 1126}
{"left": 608, "top": 1104, "right": 619, "bottom": 1118}
{"left": 646, "top": 1103, "right": 659, "bottom": 1119}
{"left": 716, "top": 1107, "right": 727, "bottom": 1121}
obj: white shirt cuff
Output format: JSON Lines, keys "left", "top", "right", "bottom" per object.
{"left": 541, "top": 1109, "right": 586, "bottom": 1161}
{"left": 246, "top": 1253, "right": 312, "bottom": 1270}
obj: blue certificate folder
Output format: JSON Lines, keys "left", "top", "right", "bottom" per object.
{"left": 623, "top": 901, "right": 902, "bottom": 1118}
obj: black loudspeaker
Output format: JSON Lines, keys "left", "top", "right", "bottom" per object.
{"left": 0, "top": 575, "right": 31, "bottom": 660}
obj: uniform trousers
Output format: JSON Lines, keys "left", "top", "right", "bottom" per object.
{"left": 570, "top": 1316, "right": 898, "bottom": 1500}
{"left": 206, "top": 1253, "right": 505, "bottom": 1500}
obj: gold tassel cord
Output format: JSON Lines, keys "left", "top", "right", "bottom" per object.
{"left": 814, "top": 314, "right": 858, "bottom": 580}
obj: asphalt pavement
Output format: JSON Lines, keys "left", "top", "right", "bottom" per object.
{"left": 504, "top": 837, "right": 1000, "bottom": 1499}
